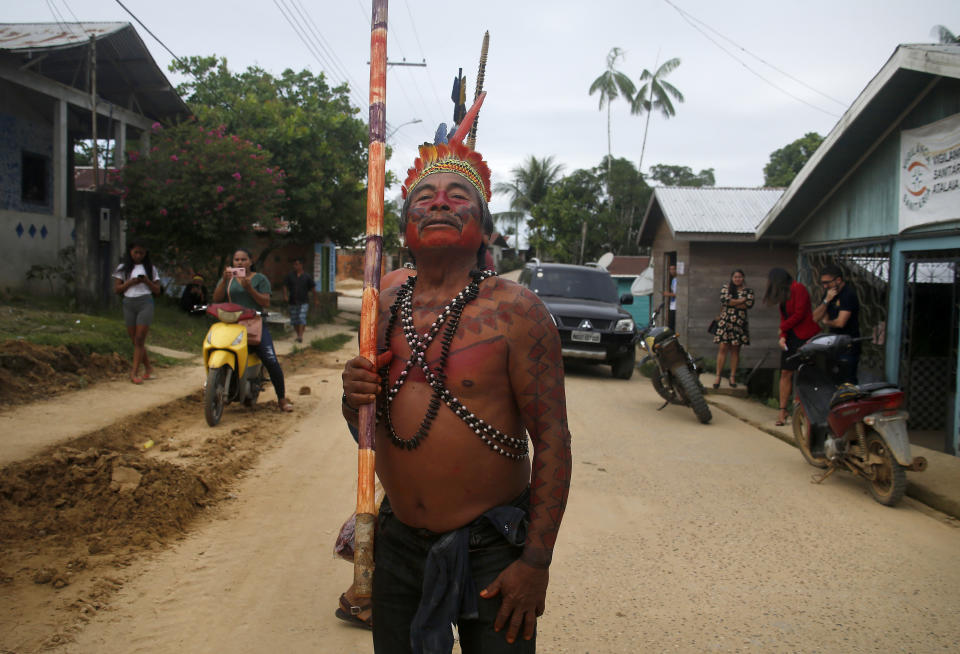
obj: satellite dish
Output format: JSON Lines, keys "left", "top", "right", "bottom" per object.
{"left": 596, "top": 252, "right": 614, "bottom": 270}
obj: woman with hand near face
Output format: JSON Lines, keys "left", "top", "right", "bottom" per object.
{"left": 112, "top": 241, "right": 161, "bottom": 384}
{"left": 212, "top": 248, "right": 293, "bottom": 412}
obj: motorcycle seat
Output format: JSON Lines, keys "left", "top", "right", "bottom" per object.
{"left": 857, "top": 382, "right": 899, "bottom": 393}
{"left": 829, "top": 381, "right": 900, "bottom": 407}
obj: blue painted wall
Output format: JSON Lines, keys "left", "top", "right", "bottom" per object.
{"left": 614, "top": 277, "right": 650, "bottom": 327}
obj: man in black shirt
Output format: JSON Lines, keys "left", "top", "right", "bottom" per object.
{"left": 813, "top": 264, "right": 860, "bottom": 383}
{"left": 283, "top": 258, "right": 316, "bottom": 343}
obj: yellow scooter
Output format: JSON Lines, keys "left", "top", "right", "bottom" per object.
{"left": 200, "top": 303, "right": 267, "bottom": 426}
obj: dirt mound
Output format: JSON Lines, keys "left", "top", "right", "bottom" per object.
{"left": 0, "top": 340, "right": 128, "bottom": 407}
{"left": 0, "top": 447, "right": 208, "bottom": 549}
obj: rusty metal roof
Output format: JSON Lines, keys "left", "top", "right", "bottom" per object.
{"left": 0, "top": 22, "right": 188, "bottom": 121}
{"left": 643, "top": 187, "right": 784, "bottom": 240}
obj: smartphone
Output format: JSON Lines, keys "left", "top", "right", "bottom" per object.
{"left": 228, "top": 267, "right": 246, "bottom": 278}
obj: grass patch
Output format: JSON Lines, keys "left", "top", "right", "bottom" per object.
{"left": 0, "top": 294, "right": 209, "bottom": 360}
{"left": 309, "top": 333, "right": 353, "bottom": 352}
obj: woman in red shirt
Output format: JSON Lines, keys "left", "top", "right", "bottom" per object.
{"left": 764, "top": 268, "right": 819, "bottom": 426}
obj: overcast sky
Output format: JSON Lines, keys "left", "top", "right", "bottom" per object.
{"left": 8, "top": 0, "right": 960, "bottom": 214}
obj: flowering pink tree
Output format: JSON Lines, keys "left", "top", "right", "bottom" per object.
{"left": 117, "top": 121, "right": 285, "bottom": 275}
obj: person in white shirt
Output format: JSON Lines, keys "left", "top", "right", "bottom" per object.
{"left": 112, "top": 241, "right": 161, "bottom": 384}
{"left": 664, "top": 264, "right": 678, "bottom": 330}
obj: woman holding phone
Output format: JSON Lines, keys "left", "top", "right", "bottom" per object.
{"left": 212, "top": 248, "right": 293, "bottom": 412}
{"left": 113, "top": 241, "right": 162, "bottom": 384}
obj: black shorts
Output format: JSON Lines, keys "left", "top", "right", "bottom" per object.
{"left": 780, "top": 332, "right": 807, "bottom": 371}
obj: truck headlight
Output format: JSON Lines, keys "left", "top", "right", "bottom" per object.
{"left": 614, "top": 318, "right": 635, "bottom": 333}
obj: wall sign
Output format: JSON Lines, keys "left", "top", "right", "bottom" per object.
{"left": 899, "top": 112, "right": 960, "bottom": 232}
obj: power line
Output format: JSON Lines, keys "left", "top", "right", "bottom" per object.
{"left": 664, "top": 0, "right": 847, "bottom": 107}
{"left": 113, "top": 0, "right": 186, "bottom": 68}
{"left": 403, "top": 0, "right": 448, "bottom": 114}
{"left": 273, "top": 0, "right": 368, "bottom": 111}
{"left": 289, "top": 0, "right": 366, "bottom": 102}
{"left": 663, "top": 0, "right": 843, "bottom": 118}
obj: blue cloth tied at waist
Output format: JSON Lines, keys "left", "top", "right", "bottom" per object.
{"left": 408, "top": 500, "right": 528, "bottom": 654}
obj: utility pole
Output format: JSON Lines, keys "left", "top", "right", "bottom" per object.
{"left": 89, "top": 35, "right": 98, "bottom": 189}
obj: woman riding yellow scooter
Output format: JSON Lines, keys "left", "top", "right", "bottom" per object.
{"left": 211, "top": 248, "right": 294, "bottom": 414}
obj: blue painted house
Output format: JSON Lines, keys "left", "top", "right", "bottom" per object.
{"left": 757, "top": 43, "right": 960, "bottom": 455}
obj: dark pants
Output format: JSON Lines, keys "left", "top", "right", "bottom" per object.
{"left": 373, "top": 500, "right": 535, "bottom": 654}
{"left": 836, "top": 350, "right": 859, "bottom": 385}
{"left": 252, "top": 321, "right": 285, "bottom": 398}
{"left": 668, "top": 308, "right": 676, "bottom": 330}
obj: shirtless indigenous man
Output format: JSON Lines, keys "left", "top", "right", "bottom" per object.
{"left": 342, "top": 129, "right": 572, "bottom": 654}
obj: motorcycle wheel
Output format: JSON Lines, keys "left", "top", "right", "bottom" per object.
{"left": 792, "top": 408, "right": 828, "bottom": 469}
{"left": 651, "top": 369, "right": 681, "bottom": 404}
{"left": 670, "top": 363, "right": 712, "bottom": 424}
{"left": 242, "top": 368, "right": 264, "bottom": 407}
{"left": 611, "top": 348, "right": 636, "bottom": 380}
{"left": 864, "top": 430, "right": 907, "bottom": 506}
{"left": 204, "top": 366, "right": 228, "bottom": 427}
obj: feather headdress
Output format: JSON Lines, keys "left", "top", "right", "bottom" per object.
{"left": 402, "top": 92, "right": 490, "bottom": 202}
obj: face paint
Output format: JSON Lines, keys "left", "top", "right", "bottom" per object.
{"left": 405, "top": 173, "right": 484, "bottom": 253}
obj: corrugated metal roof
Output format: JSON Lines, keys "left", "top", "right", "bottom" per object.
{"left": 654, "top": 186, "right": 784, "bottom": 234}
{"left": 0, "top": 22, "right": 126, "bottom": 50}
{"left": 0, "top": 22, "right": 188, "bottom": 122}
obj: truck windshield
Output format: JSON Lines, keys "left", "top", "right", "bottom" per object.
{"left": 531, "top": 268, "right": 619, "bottom": 303}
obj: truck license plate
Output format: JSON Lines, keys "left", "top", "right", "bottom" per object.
{"left": 571, "top": 330, "right": 601, "bottom": 343}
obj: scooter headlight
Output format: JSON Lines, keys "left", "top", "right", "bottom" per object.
{"left": 614, "top": 318, "right": 635, "bottom": 333}
{"left": 231, "top": 331, "right": 244, "bottom": 346}
{"left": 206, "top": 331, "right": 213, "bottom": 345}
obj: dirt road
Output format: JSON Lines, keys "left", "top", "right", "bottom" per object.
{"left": 3, "top": 347, "right": 960, "bottom": 653}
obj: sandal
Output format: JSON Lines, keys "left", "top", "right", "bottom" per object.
{"left": 729, "top": 379, "right": 737, "bottom": 388}
{"left": 278, "top": 398, "right": 294, "bottom": 413}
{"left": 775, "top": 407, "right": 788, "bottom": 426}
{"left": 130, "top": 376, "right": 143, "bottom": 385}
{"left": 336, "top": 593, "right": 373, "bottom": 630}
{"left": 712, "top": 381, "right": 720, "bottom": 390}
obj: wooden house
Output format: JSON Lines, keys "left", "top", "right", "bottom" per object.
{"left": 637, "top": 186, "right": 794, "bottom": 367}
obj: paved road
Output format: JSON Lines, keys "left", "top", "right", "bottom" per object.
{"left": 61, "top": 353, "right": 960, "bottom": 653}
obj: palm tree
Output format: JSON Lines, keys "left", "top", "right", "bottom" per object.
{"left": 589, "top": 48, "right": 636, "bottom": 183}
{"left": 631, "top": 56, "right": 684, "bottom": 176}
{"left": 931, "top": 25, "right": 958, "bottom": 44}
{"left": 494, "top": 155, "right": 564, "bottom": 257}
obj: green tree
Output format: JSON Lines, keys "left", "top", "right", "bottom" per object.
{"left": 931, "top": 25, "right": 958, "bottom": 43}
{"left": 170, "top": 56, "right": 370, "bottom": 246}
{"left": 530, "top": 169, "right": 607, "bottom": 263}
{"left": 763, "top": 132, "right": 824, "bottom": 187}
{"left": 599, "top": 156, "right": 652, "bottom": 253}
{"left": 631, "top": 56, "right": 684, "bottom": 176}
{"left": 589, "top": 48, "right": 637, "bottom": 183}
{"left": 117, "top": 121, "right": 284, "bottom": 276}
{"left": 494, "top": 155, "right": 564, "bottom": 256}
{"left": 649, "top": 164, "right": 715, "bottom": 187}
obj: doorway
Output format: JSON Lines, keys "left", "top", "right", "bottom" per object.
{"left": 899, "top": 250, "right": 959, "bottom": 454}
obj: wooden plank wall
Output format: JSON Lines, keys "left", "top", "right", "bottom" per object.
{"left": 686, "top": 241, "right": 799, "bottom": 367}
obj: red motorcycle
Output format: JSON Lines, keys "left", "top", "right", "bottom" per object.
{"left": 791, "top": 334, "right": 926, "bottom": 506}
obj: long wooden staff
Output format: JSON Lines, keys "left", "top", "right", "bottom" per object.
{"left": 355, "top": 0, "right": 388, "bottom": 598}
{"left": 466, "top": 31, "right": 489, "bottom": 151}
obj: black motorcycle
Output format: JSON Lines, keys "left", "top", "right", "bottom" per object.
{"left": 637, "top": 304, "right": 712, "bottom": 423}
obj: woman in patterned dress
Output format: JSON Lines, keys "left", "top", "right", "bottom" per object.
{"left": 713, "top": 269, "right": 754, "bottom": 389}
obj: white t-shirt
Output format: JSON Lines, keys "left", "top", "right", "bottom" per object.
{"left": 113, "top": 263, "right": 160, "bottom": 298}
{"left": 670, "top": 276, "right": 677, "bottom": 310}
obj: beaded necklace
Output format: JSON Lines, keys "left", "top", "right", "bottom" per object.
{"left": 378, "top": 269, "right": 528, "bottom": 460}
